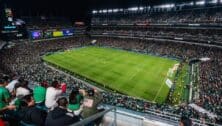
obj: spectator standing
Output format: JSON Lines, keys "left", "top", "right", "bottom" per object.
{"left": 0, "top": 78, "right": 18, "bottom": 126}
{"left": 33, "top": 81, "right": 47, "bottom": 106}
{"left": 68, "top": 88, "right": 84, "bottom": 116}
{"left": 82, "top": 89, "right": 103, "bottom": 118}
{"left": 16, "top": 80, "right": 32, "bottom": 97}
{"left": 5, "top": 76, "right": 19, "bottom": 93}
{"left": 45, "top": 81, "right": 62, "bottom": 109}
{"left": 0, "top": 78, "right": 11, "bottom": 111}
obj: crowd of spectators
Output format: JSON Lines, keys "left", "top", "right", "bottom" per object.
{"left": 0, "top": 37, "right": 89, "bottom": 81}
{"left": 0, "top": 37, "right": 98, "bottom": 125}
{"left": 90, "top": 28, "right": 222, "bottom": 45}
{"left": 0, "top": 75, "right": 90, "bottom": 125}
{"left": 91, "top": 8, "right": 222, "bottom": 123}
{"left": 198, "top": 59, "right": 222, "bottom": 117}
{"left": 92, "top": 6, "right": 222, "bottom": 25}
{"left": 0, "top": 36, "right": 221, "bottom": 125}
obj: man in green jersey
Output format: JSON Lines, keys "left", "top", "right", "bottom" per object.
{"left": 33, "top": 81, "right": 47, "bottom": 107}
{"left": 0, "top": 78, "right": 17, "bottom": 125}
{"left": 0, "top": 78, "right": 11, "bottom": 111}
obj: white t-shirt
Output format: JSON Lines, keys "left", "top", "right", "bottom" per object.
{"left": 6, "top": 79, "right": 18, "bottom": 93}
{"left": 16, "top": 87, "right": 30, "bottom": 97}
{"left": 45, "top": 87, "right": 62, "bottom": 109}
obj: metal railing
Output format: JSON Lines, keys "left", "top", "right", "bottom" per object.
{"left": 70, "top": 107, "right": 116, "bottom": 126}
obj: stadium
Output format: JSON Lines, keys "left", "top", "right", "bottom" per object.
{"left": 0, "top": 0, "right": 221, "bottom": 126}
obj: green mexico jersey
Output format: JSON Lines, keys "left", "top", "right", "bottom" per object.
{"left": 0, "top": 87, "right": 10, "bottom": 109}
{"left": 33, "top": 86, "right": 46, "bottom": 103}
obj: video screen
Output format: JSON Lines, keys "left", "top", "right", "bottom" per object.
{"left": 31, "top": 31, "right": 42, "bottom": 39}
{"left": 62, "top": 29, "right": 74, "bottom": 36}
{"left": 43, "top": 30, "right": 53, "bottom": 38}
{"left": 53, "top": 31, "right": 64, "bottom": 37}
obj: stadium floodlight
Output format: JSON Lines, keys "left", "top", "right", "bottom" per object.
{"left": 92, "top": 10, "right": 97, "bottom": 14}
{"left": 145, "top": 6, "right": 151, "bottom": 10}
{"left": 196, "top": 1, "right": 205, "bottom": 5}
{"left": 209, "top": 0, "right": 218, "bottom": 4}
{"left": 99, "top": 10, "right": 103, "bottom": 13}
{"left": 158, "top": 4, "right": 175, "bottom": 8}
{"left": 128, "top": 7, "right": 139, "bottom": 11}
{"left": 139, "top": 7, "right": 144, "bottom": 10}
{"left": 108, "top": 9, "right": 112, "bottom": 13}
{"left": 190, "top": 2, "right": 194, "bottom": 5}
{"left": 220, "top": 0, "right": 222, "bottom": 3}
{"left": 119, "top": 9, "right": 124, "bottom": 12}
{"left": 182, "top": 1, "right": 194, "bottom": 6}
{"left": 113, "top": 9, "right": 119, "bottom": 13}
{"left": 102, "top": 10, "right": 107, "bottom": 13}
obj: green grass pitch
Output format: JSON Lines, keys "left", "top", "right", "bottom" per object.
{"left": 43, "top": 46, "right": 179, "bottom": 103}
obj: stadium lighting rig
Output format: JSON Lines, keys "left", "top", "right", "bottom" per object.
{"left": 139, "top": 7, "right": 144, "bottom": 10}
{"left": 113, "top": 9, "right": 119, "bottom": 12}
{"left": 189, "top": 2, "right": 194, "bottom": 5}
{"left": 108, "top": 9, "right": 112, "bottom": 13}
{"left": 128, "top": 7, "right": 139, "bottom": 11}
{"left": 196, "top": 0, "right": 205, "bottom": 5}
{"left": 102, "top": 10, "right": 107, "bottom": 13}
{"left": 92, "top": 10, "right": 97, "bottom": 14}
{"left": 154, "top": 4, "right": 175, "bottom": 8}
{"left": 91, "top": 0, "right": 222, "bottom": 14}
{"left": 209, "top": 0, "right": 218, "bottom": 4}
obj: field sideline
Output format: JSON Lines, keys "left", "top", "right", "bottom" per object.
{"left": 43, "top": 46, "right": 179, "bottom": 103}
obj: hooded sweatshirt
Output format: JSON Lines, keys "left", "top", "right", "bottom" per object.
{"left": 45, "top": 107, "right": 79, "bottom": 126}
{"left": 19, "top": 106, "right": 47, "bottom": 126}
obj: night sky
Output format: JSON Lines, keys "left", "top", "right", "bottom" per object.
{"left": 2, "top": 0, "right": 194, "bottom": 22}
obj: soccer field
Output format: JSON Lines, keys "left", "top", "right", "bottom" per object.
{"left": 43, "top": 46, "right": 179, "bottom": 103}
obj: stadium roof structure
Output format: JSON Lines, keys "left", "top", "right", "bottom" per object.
{"left": 3, "top": 0, "right": 195, "bottom": 17}
{"left": 90, "top": 0, "right": 195, "bottom": 8}
{"left": 0, "top": 0, "right": 214, "bottom": 23}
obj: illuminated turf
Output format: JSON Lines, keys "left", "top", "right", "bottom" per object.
{"left": 43, "top": 46, "right": 179, "bottom": 103}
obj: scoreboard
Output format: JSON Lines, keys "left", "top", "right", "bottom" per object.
{"left": 29, "top": 28, "right": 75, "bottom": 40}
{"left": 1, "top": 8, "right": 17, "bottom": 33}
{"left": 0, "top": 6, "right": 18, "bottom": 40}
{"left": 0, "top": 5, "right": 27, "bottom": 40}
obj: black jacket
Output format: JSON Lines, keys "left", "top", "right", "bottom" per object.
{"left": 45, "top": 107, "right": 79, "bottom": 126}
{"left": 19, "top": 106, "right": 47, "bottom": 126}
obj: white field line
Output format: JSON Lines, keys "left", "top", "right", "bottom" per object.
{"left": 128, "top": 61, "right": 146, "bottom": 82}
{"left": 153, "top": 73, "right": 168, "bottom": 102}
{"left": 153, "top": 63, "right": 178, "bottom": 102}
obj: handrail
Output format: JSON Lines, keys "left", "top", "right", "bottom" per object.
{"left": 100, "top": 105, "right": 222, "bottom": 126}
